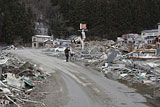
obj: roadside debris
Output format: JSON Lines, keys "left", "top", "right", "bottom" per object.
{"left": 42, "top": 40, "right": 160, "bottom": 100}
{"left": 101, "top": 52, "right": 160, "bottom": 99}
{"left": 0, "top": 52, "right": 47, "bottom": 106}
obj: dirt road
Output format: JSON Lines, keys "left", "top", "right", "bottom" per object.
{"left": 10, "top": 49, "right": 149, "bottom": 107}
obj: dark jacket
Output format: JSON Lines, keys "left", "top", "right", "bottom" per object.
{"left": 64, "top": 48, "right": 70, "bottom": 54}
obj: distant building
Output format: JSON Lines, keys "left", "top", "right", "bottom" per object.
{"left": 32, "top": 35, "right": 52, "bottom": 48}
{"left": 156, "top": 35, "right": 160, "bottom": 48}
{"left": 121, "top": 33, "right": 140, "bottom": 44}
{"left": 141, "top": 29, "right": 158, "bottom": 44}
{"left": 157, "top": 23, "right": 160, "bottom": 48}
{"left": 117, "top": 33, "right": 144, "bottom": 50}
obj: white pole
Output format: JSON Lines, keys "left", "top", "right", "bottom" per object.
{"left": 82, "top": 40, "right": 84, "bottom": 50}
{"left": 81, "top": 29, "right": 86, "bottom": 50}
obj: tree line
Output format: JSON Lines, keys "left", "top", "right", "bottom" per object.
{"left": 0, "top": 0, "right": 34, "bottom": 45}
{"left": 1, "top": 0, "right": 160, "bottom": 44}
{"left": 50, "top": 0, "right": 160, "bottom": 40}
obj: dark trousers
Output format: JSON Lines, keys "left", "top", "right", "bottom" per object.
{"left": 65, "top": 53, "right": 69, "bottom": 62}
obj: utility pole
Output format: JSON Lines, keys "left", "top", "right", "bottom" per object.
{"left": 79, "top": 23, "right": 88, "bottom": 50}
{"left": 81, "top": 29, "right": 86, "bottom": 50}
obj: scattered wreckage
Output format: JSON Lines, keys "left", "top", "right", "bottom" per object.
{"left": 0, "top": 52, "right": 47, "bottom": 107}
{"left": 101, "top": 50, "right": 160, "bottom": 99}
{"left": 43, "top": 40, "right": 160, "bottom": 100}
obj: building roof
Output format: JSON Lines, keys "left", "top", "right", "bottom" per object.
{"left": 43, "top": 39, "right": 53, "bottom": 43}
{"left": 55, "top": 39, "right": 71, "bottom": 42}
{"left": 124, "top": 33, "right": 139, "bottom": 35}
{"left": 33, "top": 35, "right": 51, "bottom": 38}
{"left": 141, "top": 29, "right": 158, "bottom": 33}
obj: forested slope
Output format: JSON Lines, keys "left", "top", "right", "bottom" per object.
{"left": 0, "top": 0, "right": 160, "bottom": 44}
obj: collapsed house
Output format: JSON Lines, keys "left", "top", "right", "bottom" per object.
{"left": 32, "top": 35, "right": 52, "bottom": 48}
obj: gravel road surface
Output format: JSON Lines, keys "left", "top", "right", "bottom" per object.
{"left": 10, "top": 49, "right": 149, "bottom": 107}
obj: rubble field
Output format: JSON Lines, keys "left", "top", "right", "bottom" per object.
{"left": 42, "top": 40, "right": 160, "bottom": 107}
{"left": 0, "top": 52, "right": 49, "bottom": 107}
{"left": 7, "top": 48, "right": 157, "bottom": 107}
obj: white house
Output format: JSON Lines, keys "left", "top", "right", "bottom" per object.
{"left": 32, "top": 35, "right": 52, "bottom": 48}
{"left": 141, "top": 29, "right": 158, "bottom": 44}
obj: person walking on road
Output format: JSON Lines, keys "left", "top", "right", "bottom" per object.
{"left": 64, "top": 47, "right": 70, "bottom": 62}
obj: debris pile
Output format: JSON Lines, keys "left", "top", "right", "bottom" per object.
{"left": 42, "top": 41, "right": 109, "bottom": 68}
{"left": 101, "top": 49, "right": 159, "bottom": 83}
{"left": 42, "top": 45, "right": 107, "bottom": 67}
{"left": 101, "top": 52, "right": 160, "bottom": 98}
{"left": 0, "top": 52, "right": 47, "bottom": 106}
{"left": 73, "top": 49, "right": 104, "bottom": 66}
